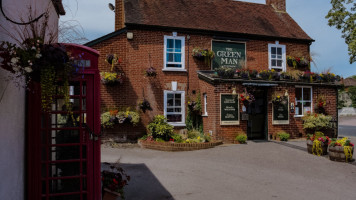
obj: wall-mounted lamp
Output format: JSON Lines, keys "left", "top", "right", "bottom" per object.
{"left": 232, "top": 87, "right": 237, "bottom": 96}
{"left": 127, "top": 32, "right": 133, "bottom": 40}
{"left": 285, "top": 89, "right": 289, "bottom": 97}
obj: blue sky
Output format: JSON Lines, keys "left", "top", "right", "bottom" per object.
{"left": 60, "top": 0, "right": 356, "bottom": 77}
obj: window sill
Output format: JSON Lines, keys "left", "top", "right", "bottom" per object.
{"left": 294, "top": 115, "right": 304, "bottom": 118}
{"left": 162, "top": 69, "right": 187, "bottom": 72}
{"left": 202, "top": 114, "right": 208, "bottom": 117}
{"left": 168, "top": 123, "right": 186, "bottom": 127}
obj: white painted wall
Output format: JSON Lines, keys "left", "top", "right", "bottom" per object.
{"left": 0, "top": 1, "right": 60, "bottom": 199}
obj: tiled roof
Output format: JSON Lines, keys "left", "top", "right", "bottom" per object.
{"left": 341, "top": 78, "right": 356, "bottom": 87}
{"left": 124, "top": 0, "right": 313, "bottom": 41}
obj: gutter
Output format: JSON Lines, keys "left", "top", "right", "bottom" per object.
{"left": 125, "top": 23, "right": 315, "bottom": 44}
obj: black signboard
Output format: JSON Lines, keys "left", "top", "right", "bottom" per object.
{"left": 221, "top": 94, "right": 239, "bottom": 125}
{"left": 273, "top": 100, "right": 289, "bottom": 124}
{"left": 212, "top": 41, "right": 246, "bottom": 69}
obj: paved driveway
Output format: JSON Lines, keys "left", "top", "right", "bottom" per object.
{"left": 102, "top": 138, "right": 356, "bottom": 200}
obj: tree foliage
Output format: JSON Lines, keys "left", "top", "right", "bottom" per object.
{"left": 325, "top": 0, "right": 356, "bottom": 64}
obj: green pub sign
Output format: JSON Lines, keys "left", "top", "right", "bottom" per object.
{"left": 220, "top": 94, "right": 239, "bottom": 125}
{"left": 272, "top": 100, "right": 289, "bottom": 125}
{"left": 212, "top": 41, "right": 246, "bottom": 69}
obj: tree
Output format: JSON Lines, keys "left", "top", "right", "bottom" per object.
{"left": 325, "top": 0, "right": 356, "bottom": 64}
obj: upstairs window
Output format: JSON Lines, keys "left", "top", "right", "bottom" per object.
{"left": 295, "top": 86, "right": 312, "bottom": 116}
{"left": 268, "top": 42, "right": 286, "bottom": 71}
{"left": 164, "top": 35, "right": 185, "bottom": 71}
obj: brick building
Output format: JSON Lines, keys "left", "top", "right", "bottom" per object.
{"left": 86, "top": 0, "right": 338, "bottom": 143}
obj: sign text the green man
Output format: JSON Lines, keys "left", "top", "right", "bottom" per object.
{"left": 212, "top": 41, "right": 246, "bottom": 69}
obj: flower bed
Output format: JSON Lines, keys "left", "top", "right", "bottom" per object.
{"left": 138, "top": 139, "right": 223, "bottom": 151}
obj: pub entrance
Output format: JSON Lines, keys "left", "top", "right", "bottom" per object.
{"left": 246, "top": 88, "right": 268, "bottom": 140}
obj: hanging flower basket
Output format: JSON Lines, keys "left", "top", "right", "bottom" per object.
{"left": 272, "top": 92, "right": 288, "bottom": 105}
{"left": 145, "top": 66, "right": 157, "bottom": 77}
{"left": 100, "top": 72, "right": 124, "bottom": 85}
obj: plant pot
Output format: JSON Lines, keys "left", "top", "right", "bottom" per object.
{"left": 306, "top": 140, "right": 328, "bottom": 155}
{"left": 329, "top": 146, "right": 354, "bottom": 162}
{"left": 103, "top": 188, "right": 121, "bottom": 200}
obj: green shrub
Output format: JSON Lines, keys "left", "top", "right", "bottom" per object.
{"left": 155, "top": 138, "right": 165, "bottom": 143}
{"left": 277, "top": 132, "right": 290, "bottom": 141}
{"left": 147, "top": 115, "right": 174, "bottom": 141}
{"left": 140, "top": 135, "right": 148, "bottom": 140}
{"left": 203, "top": 135, "right": 212, "bottom": 142}
{"left": 171, "top": 134, "right": 184, "bottom": 143}
{"left": 235, "top": 134, "right": 247, "bottom": 144}
{"left": 302, "top": 113, "right": 332, "bottom": 131}
{"left": 188, "top": 129, "right": 201, "bottom": 139}
{"left": 100, "top": 112, "right": 115, "bottom": 128}
{"left": 314, "top": 131, "right": 324, "bottom": 138}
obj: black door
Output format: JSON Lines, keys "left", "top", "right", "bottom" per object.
{"left": 247, "top": 89, "right": 267, "bottom": 140}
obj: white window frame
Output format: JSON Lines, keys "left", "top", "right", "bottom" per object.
{"left": 203, "top": 93, "right": 208, "bottom": 116}
{"left": 164, "top": 90, "right": 186, "bottom": 126}
{"left": 268, "top": 42, "right": 286, "bottom": 72}
{"left": 163, "top": 35, "right": 186, "bottom": 71}
{"left": 294, "top": 86, "right": 313, "bottom": 117}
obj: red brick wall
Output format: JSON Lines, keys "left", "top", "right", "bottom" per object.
{"left": 199, "top": 79, "right": 338, "bottom": 143}
{"left": 90, "top": 28, "right": 311, "bottom": 139}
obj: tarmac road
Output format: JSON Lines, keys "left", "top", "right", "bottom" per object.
{"left": 102, "top": 141, "right": 356, "bottom": 200}
{"left": 339, "top": 116, "right": 356, "bottom": 137}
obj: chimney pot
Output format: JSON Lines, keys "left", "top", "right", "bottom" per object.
{"left": 266, "top": 0, "right": 286, "bottom": 12}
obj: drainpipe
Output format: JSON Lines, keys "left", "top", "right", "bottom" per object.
{"left": 187, "top": 35, "right": 190, "bottom": 93}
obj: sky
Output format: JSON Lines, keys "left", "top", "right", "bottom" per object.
{"left": 60, "top": 0, "right": 356, "bottom": 78}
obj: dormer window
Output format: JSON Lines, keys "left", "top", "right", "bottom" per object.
{"left": 268, "top": 42, "right": 286, "bottom": 72}
{"left": 163, "top": 35, "right": 185, "bottom": 71}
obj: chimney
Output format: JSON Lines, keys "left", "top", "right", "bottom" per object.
{"left": 115, "top": 0, "right": 125, "bottom": 30}
{"left": 266, "top": 0, "right": 286, "bottom": 12}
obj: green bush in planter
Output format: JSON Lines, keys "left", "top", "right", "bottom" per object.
{"left": 147, "top": 115, "right": 174, "bottom": 141}
{"left": 235, "top": 134, "right": 247, "bottom": 144}
{"left": 171, "top": 134, "right": 184, "bottom": 143}
{"left": 277, "top": 132, "right": 290, "bottom": 141}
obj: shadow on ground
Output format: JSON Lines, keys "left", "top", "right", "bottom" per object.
{"left": 102, "top": 163, "right": 174, "bottom": 200}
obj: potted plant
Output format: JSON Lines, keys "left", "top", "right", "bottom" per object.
{"left": 259, "top": 70, "right": 271, "bottom": 80}
{"left": 102, "top": 161, "right": 130, "bottom": 200}
{"left": 302, "top": 112, "right": 332, "bottom": 135}
{"left": 192, "top": 47, "right": 215, "bottom": 66}
{"left": 315, "top": 95, "right": 326, "bottom": 114}
{"left": 139, "top": 99, "right": 152, "bottom": 113}
{"left": 272, "top": 92, "right": 288, "bottom": 105}
{"left": 240, "top": 89, "right": 255, "bottom": 106}
{"left": 100, "top": 72, "right": 124, "bottom": 85}
{"left": 145, "top": 66, "right": 157, "bottom": 77}
{"left": 306, "top": 132, "right": 330, "bottom": 156}
{"left": 275, "top": 132, "right": 290, "bottom": 141}
{"left": 249, "top": 70, "right": 258, "bottom": 79}
{"left": 329, "top": 137, "right": 354, "bottom": 162}
{"left": 235, "top": 133, "right": 247, "bottom": 144}
{"left": 215, "top": 66, "right": 236, "bottom": 79}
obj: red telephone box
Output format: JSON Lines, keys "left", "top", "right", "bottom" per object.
{"left": 27, "top": 44, "right": 101, "bottom": 200}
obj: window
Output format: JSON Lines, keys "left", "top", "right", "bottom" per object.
{"left": 295, "top": 86, "right": 312, "bottom": 116}
{"left": 268, "top": 43, "right": 286, "bottom": 71}
{"left": 203, "top": 93, "right": 208, "bottom": 116}
{"left": 163, "top": 35, "right": 185, "bottom": 71}
{"left": 164, "top": 90, "right": 185, "bottom": 126}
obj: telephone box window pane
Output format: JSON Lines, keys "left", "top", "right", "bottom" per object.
{"left": 49, "top": 162, "right": 81, "bottom": 177}
{"left": 49, "top": 178, "right": 81, "bottom": 194}
{"left": 51, "top": 130, "right": 80, "bottom": 144}
{"left": 49, "top": 195, "right": 81, "bottom": 200}
{"left": 49, "top": 146, "right": 81, "bottom": 161}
